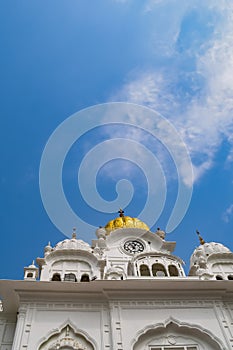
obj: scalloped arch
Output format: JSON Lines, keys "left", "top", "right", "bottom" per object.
{"left": 132, "top": 317, "right": 226, "bottom": 350}
{"left": 37, "top": 319, "right": 97, "bottom": 350}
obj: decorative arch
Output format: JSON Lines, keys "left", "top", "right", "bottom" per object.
{"left": 51, "top": 272, "right": 61, "bottom": 281}
{"left": 132, "top": 317, "right": 226, "bottom": 350}
{"left": 27, "top": 272, "right": 33, "bottom": 278}
{"left": 152, "top": 263, "right": 167, "bottom": 277}
{"left": 168, "top": 264, "right": 179, "bottom": 276}
{"left": 140, "top": 264, "right": 150, "bottom": 276}
{"left": 105, "top": 265, "right": 126, "bottom": 280}
{"left": 80, "top": 273, "right": 90, "bottom": 282}
{"left": 37, "top": 320, "right": 96, "bottom": 350}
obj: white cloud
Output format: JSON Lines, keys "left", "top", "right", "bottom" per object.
{"left": 222, "top": 204, "right": 233, "bottom": 223}
{"left": 112, "top": 71, "right": 178, "bottom": 116}
{"left": 109, "top": 0, "right": 233, "bottom": 183}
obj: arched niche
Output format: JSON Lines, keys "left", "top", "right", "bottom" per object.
{"left": 140, "top": 264, "right": 150, "bottom": 276}
{"left": 38, "top": 324, "right": 95, "bottom": 350}
{"left": 51, "top": 273, "right": 61, "bottom": 281}
{"left": 168, "top": 264, "right": 179, "bottom": 276}
{"left": 132, "top": 318, "right": 226, "bottom": 350}
{"left": 152, "top": 263, "right": 167, "bottom": 277}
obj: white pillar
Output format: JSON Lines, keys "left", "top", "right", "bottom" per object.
{"left": 12, "top": 306, "right": 27, "bottom": 350}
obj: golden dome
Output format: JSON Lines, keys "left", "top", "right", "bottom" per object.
{"left": 105, "top": 215, "right": 149, "bottom": 234}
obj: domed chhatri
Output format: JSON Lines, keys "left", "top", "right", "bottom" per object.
{"left": 190, "top": 241, "right": 231, "bottom": 266}
{"left": 191, "top": 229, "right": 231, "bottom": 263}
{"left": 105, "top": 208, "right": 149, "bottom": 234}
{"left": 188, "top": 230, "right": 233, "bottom": 280}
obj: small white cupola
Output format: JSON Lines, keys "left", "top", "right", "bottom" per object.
{"left": 24, "top": 260, "right": 39, "bottom": 280}
{"left": 155, "top": 227, "right": 165, "bottom": 240}
{"left": 44, "top": 241, "right": 52, "bottom": 256}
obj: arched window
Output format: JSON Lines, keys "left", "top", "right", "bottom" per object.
{"left": 216, "top": 275, "right": 223, "bottom": 280}
{"left": 80, "top": 274, "right": 90, "bottom": 282}
{"left": 152, "top": 263, "right": 167, "bottom": 277}
{"left": 51, "top": 273, "right": 61, "bottom": 281}
{"left": 228, "top": 275, "right": 233, "bottom": 280}
{"left": 26, "top": 272, "right": 33, "bottom": 278}
{"left": 64, "top": 273, "right": 77, "bottom": 282}
{"left": 168, "top": 265, "right": 179, "bottom": 276}
{"left": 140, "top": 264, "right": 150, "bottom": 276}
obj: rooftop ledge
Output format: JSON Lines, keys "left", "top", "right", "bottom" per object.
{"left": 0, "top": 279, "right": 233, "bottom": 313}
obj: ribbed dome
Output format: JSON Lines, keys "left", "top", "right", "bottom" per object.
{"left": 53, "top": 238, "right": 92, "bottom": 253}
{"left": 190, "top": 242, "right": 231, "bottom": 267}
{"left": 105, "top": 216, "right": 149, "bottom": 234}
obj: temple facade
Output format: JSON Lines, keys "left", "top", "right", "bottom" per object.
{"left": 0, "top": 213, "right": 233, "bottom": 349}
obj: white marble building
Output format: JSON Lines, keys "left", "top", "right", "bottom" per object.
{"left": 0, "top": 213, "right": 233, "bottom": 350}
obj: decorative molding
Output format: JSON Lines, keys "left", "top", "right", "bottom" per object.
{"left": 132, "top": 252, "right": 184, "bottom": 265}
{"left": 35, "top": 302, "right": 105, "bottom": 311}
{"left": 18, "top": 301, "right": 108, "bottom": 311}
{"left": 118, "top": 299, "right": 217, "bottom": 309}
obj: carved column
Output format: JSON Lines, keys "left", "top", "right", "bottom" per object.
{"left": 109, "top": 302, "right": 123, "bottom": 350}
{"left": 12, "top": 306, "right": 27, "bottom": 350}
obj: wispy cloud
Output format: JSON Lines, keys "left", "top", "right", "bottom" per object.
{"left": 222, "top": 204, "right": 233, "bottom": 223}
{"left": 109, "top": 1, "right": 233, "bottom": 183}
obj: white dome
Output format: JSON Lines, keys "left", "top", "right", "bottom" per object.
{"left": 96, "top": 227, "right": 106, "bottom": 239}
{"left": 28, "top": 262, "right": 36, "bottom": 268}
{"left": 53, "top": 238, "right": 92, "bottom": 253}
{"left": 190, "top": 242, "right": 231, "bottom": 267}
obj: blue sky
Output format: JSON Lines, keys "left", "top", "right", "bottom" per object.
{"left": 1, "top": 0, "right": 233, "bottom": 279}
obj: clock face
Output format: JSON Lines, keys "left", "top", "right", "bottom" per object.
{"left": 123, "top": 240, "right": 144, "bottom": 254}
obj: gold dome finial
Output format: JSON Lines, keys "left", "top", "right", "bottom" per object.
{"left": 118, "top": 208, "right": 125, "bottom": 217}
{"left": 196, "top": 229, "right": 205, "bottom": 245}
{"left": 72, "top": 227, "right": 77, "bottom": 239}
{"left": 155, "top": 227, "right": 165, "bottom": 240}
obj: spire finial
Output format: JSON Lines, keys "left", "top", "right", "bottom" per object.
{"left": 196, "top": 229, "right": 205, "bottom": 245}
{"left": 72, "top": 227, "right": 77, "bottom": 239}
{"left": 155, "top": 227, "right": 165, "bottom": 239}
{"left": 118, "top": 208, "right": 124, "bottom": 217}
